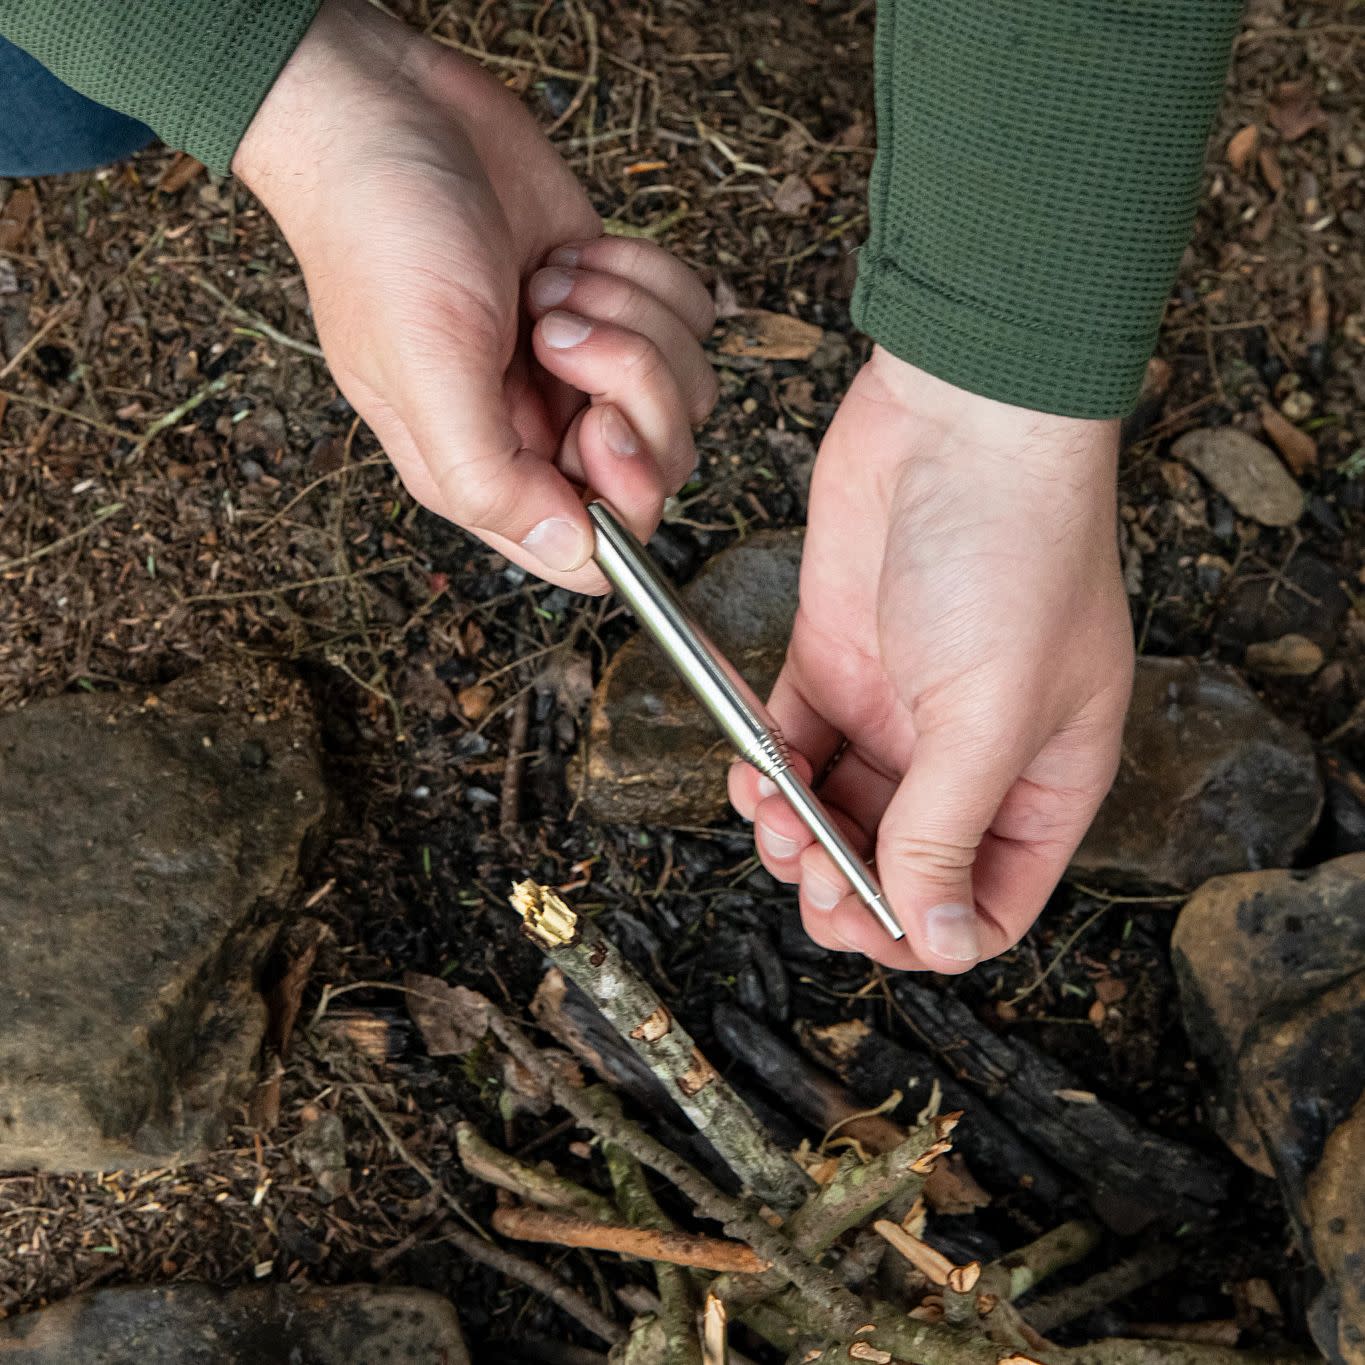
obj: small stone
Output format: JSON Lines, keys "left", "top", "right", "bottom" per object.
{"left": 1072, "top": 657, "right": 1321, "bottom": 890}
{"left": 1244, "top": 633, "right": 1324, "bottom": 677}
{"left": 1344, "top": 140, "right": 1365, "bottom": 170}
{"left": 0, "top": 1284, "right": 470, "bottom": 1363}
{"left": 1281, "top": 389, "right": 1316, "bottom": 422}
{"left": 1174, "top": 426, "right": 1303, "bottom": 527}
{"left": 575, "top": 530, "right": 804, "bottom": 825}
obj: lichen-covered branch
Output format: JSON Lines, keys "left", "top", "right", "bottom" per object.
{"left": 512, "top": 880, "right": 812, "bottom": 1215}
{"left": 455, "top": 1121, "right": 617, "bottom": 1222}
{"left": 483, "top": 998, "right": 866, "bottom": 1337}
{"left": 1024, "top": 1245, "right": 1180, "bottom": 1335}
{"left": 979, "top": 1222, "right": 1103, "bottom": 1304}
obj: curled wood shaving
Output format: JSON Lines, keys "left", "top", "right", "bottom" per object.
{"left": 511, "top": 879, "right": 580, "bottom": 948}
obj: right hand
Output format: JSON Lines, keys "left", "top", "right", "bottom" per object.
{"left": 233, "top": 0, "right": 716, "bottom": 591}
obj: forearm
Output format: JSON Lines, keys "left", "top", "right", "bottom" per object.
{"left": 854, "top": 0, "right": 1243, "bottom": 419}
{"left": 0, "top": 1, "right": 322, "bottom": 173}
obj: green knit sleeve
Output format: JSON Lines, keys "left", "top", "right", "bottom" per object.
{"left": 0, "top": 1, "right": 323, "bottom": 175}
{"left": 852, "top": 0, "right": 1243, "bottom": 419}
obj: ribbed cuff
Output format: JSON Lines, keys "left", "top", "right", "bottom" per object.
{"left": 171, "top": 1, "right": 324, "bottom": 175}
{"left": 855, "top": 0, "right": 1242, "bottom": 420}
{"left": 852, "top": 252, "right": 1154, "bottom": 419}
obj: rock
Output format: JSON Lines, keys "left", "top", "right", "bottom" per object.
{"left": 1216, "top": 551, "right": 1350, "bottom": 650}
{"left": 0, "top": 661, "right": 328, "bottom": 1172}
{"left": 1172, "top": 857, "right": 1365, "bottom": 1365}
{"left": 1245, "top": 633, "right": 1325, "bottom": 677}
{"left": 576, "top": 529, "right": 803, "bottom": 826}
{"left": 1174, "top": 426, "right": 1303, "bottom": 527}
{"left": 1072, "top": 657, "right": 1322, "bottom": 890}
{"left": 0, "top": 1284, "right": 469, "bottom": 1364}
{"left": 1323, "top": 753, "right": 1365, "bottom": 859}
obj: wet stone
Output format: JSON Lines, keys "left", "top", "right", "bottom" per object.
{"left": 0, "top": 661, "right": 328, "bottom": 1172}
{"left": 0, "top": 1284, "right": 469, "bottom": 1365}
{"left": 1172, "top": 856, "right": 1365, "bottom": 1365}
{"left": 575, "top": 528, "right": 804, "bottom": 826}
{"left": 1072, "top": 657, "right": 1322, "bottom": 891}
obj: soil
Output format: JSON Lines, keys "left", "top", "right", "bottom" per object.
{"left": 1, "top": 0, "right": 1362, "bottom": 1357}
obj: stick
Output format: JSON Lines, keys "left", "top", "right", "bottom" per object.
{"left": 979, "top": 1221, "right": 1103, "bottom": 1303}
{"left": 0, "top": 502, "right": 124, "bottom": 573}
{"left": 455, "top": 1121, "right": 617, "bottom": 1222}
{"left": 702, "top": 1294, "right": 729, "bottom": 1365}
{"left": 490, "top": 1204, "right": 769, "bottom": 1274}
{"left": 439, "top": 1220, "right": 625, "bottom": 1346}
{"left": 482, "top": 1003, "right": 865, "bottom": 1337}
{"left": 1023, "top": 1244, "right": 1180, "bottom": 1334}
{"left": 511, "top": 881, "right": 811, "bottom": 1215}
{"left": 501, "top": 690, "right": 532, "bottom": 836}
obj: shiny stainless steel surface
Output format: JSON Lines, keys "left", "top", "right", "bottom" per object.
{"left": 588, "top": 499, "right": 904, "bottom": 941}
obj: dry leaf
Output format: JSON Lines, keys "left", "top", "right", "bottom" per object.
{"left": 156, "top": 153, "right": 205, "bottom": 194}
{"left": 537, "top": 651, "right": 593, "bottom": 714}
{"left": 0, "top": 186, "right": 37, "bottom": 252}
{"left": 718, "top": 309, "right": 823, "bottom": 361}
{"left": 1268, "top": 79, "right": 1327, "bottom": 143}
{"left": 923, "top": 1154, "right": 991, "bottom": 1215}
{"left": 1257, "top": 145, "right": 1285, "bottom": 196}
{"left": 1259, "top": 401, "right": 1317, "bottom": 475}
{"left": 1226, "top": 124, "right": 1260, "bottom": 174}
{"left": 772, "top": 172, "right": 814, "bottom": 215}
{"left": 1306, "top": 264, "right": 1330, "bottom": 349}
{"left": 1095, "top": 977, "right": 1128, "bottom": 1006}
{"left": 403, "top": 970, "right": 492, "bottom": 1056}
{"left": 266, "top": 918, "right": 329, "bottom": 1056}
{"left": 457, "top": 682, "right": 495, "bottom": 722}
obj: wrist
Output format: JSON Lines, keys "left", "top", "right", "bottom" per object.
{"left": 864, "top": 345, "right": 1119, "bottom": 474}
{"left": 232, "top": 0, "right": 417, "bottom": 215}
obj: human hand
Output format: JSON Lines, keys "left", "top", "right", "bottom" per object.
{"left": 729, "top": 350, "right": 1134, "bottom": 971}
{"left": 233, "top": 0, "right": 716, "bottom": 592}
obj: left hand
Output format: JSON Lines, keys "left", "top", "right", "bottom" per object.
{"left": 729, "top": 349, "right": 1134, "bottom": 972}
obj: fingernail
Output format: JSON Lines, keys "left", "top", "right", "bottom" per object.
{"left": 530, "top": 268, "right": 575, "bottom": 310}
{"left": 600, "top": 405, "right": 639, "bottom": 457}
{"left": 805, "top": 872, "right": 844, "bottom": 912}
{"left": 522, "top": 516, "right": 587, "bottom": 572}
{"left": 925, "top": 903, "right": 981, "bottom": 963}
{"left": 756, "top": 776, "right": 778, "bottom": 800}
{"left": 547, "top": 245, "right": 581, "bottom": 268}
{"left": 757, "top": 825, "right": 798, "bottom": 860}
{"left": 541, "top": 311, "right": 592, "bottom": 349}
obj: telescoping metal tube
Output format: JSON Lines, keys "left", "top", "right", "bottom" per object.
{"left": 587, "top": 499, "right": 904, "bottom": 942}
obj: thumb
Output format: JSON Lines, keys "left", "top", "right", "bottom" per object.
{"left": 404, "top": 359, "right": 594, "bottom": 581}
{"left": 876, "top": 730, "right": 1018, "bottom": 973}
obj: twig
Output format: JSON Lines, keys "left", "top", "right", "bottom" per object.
{"left": 0, "top": 387, "right": 130, "bottom": 441}
{"left": 595, "top": 1088, "right": 702, "bottom": 1365}
{"left": 180, "top": 556, "right": 411, "bottom": 603}
{"left": 482, "top": 1001, "right": 865, "bottom": 1336}
{"left": 0, "top": 294, "right": 78, "bottom": 381}
{"left": 0, "top": 502, "right": 123, "bottom": 574}
{"left": 873, "top": 1219, "right": 980, "bottom": 1294}
{"left": 979, "top": 1221, "right": 1103, "bottom": 1303}
{"left": 178, "top": 271, "right": 325, "bottom": 359}
{"left": 702, "top": 1294, "right": 729, "bottom": 1365}
{"left": 491, "top": 1204, "right": 769, "bottom": 1274}
{"left": 1024, "top": 1244, "right": 1180, "bottom": 1334}
{"left": 134, "top": 374, "right": 232, "bottom": 452}
{"left": 439, "top": 1219, "right": 625, "bottom": 1347}
{"left": 1006, "top": 903, "right": 1114, "bottom": 1006}
{"left": 455, "top": 1121, "right": 617, "bottom": 1222}
{"left": 244, "top": 455, "right": 388, "bottom": 543}
{"left": 501, "top": 689, "right": 533, "bottom": 837}
{"left": 349, "top": 1084, "right": 479, "bottom": 1235}
{"left": 511, "top": 881, "right": 811, "bottom": 1215}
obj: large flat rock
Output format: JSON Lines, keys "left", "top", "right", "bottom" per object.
{"left": 0, "top": 1284, "right": 469, "bottom": 1364}
{"left": 1073, "top": 657, "right": 1322, "bottom": 890}
{"left": 1173, "top": 857, "right": 1365, "bottom": 1364}
{"left": 0, "top": 661, "right": 328, "bottom": 1171}
{"left": 575, "top": 528, "right": 803, "bottom": 826}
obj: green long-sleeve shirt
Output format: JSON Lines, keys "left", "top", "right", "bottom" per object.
{"left": 0, "top": 1, "right": 1242, "bottom": 419}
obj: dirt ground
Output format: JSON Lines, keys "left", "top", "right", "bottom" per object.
{"left": 1, "top": 0, "right": 1362, "bottom": 1357}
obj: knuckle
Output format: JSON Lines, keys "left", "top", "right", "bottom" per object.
{"left": 619, "top": 332, "right": 665, "bottom": 387}
{"left": 879, "top": 831, "right": 979, "bottom": 878}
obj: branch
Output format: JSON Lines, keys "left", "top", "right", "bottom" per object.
{"left": 512, "top": 880, "right": 812, "bottom": 1214}
{"left": 1023, "top": 1245, "right": 1180, "bottom": 1335}
{"left": 482, "top": 998, "right": 867, "bottom": 1337}
{"left": 455, "top": 1121, "right": 617, "bottom": 1222}
{"left": 490, "top": 1204, "right": 769, "bottom": 1274}
{"left": 439, "top": 1220, "right": 625, "bottom": 1346}
{"left": 979, "top": 1222, "right": 1103, "bottom": 1303}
